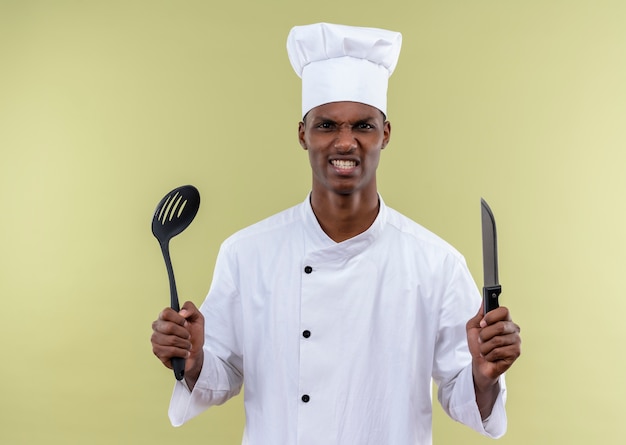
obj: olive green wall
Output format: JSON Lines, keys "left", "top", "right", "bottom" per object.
{"left": 2, "top": 0, "right": 625, "bottom": 443}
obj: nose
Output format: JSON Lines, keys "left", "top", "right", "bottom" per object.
{"left": 334, "top": 127, "right": 357, "bottom": 153}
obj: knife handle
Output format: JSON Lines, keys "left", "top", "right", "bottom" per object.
{"left": 483, "top": 285, "right": 502, "bottom": 315}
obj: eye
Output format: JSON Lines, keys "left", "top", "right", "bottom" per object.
{"left": 316, "top": 121, "right": 335, "bottom": 130}
{"left": 357, "top": 122, "right": 374, "bottom": 130}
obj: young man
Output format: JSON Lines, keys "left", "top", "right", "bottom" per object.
{"left": 151, "top": 23, "right": 521, "bottom": 444}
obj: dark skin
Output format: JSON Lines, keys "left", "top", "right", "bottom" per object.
{"left": 298, "top": 102, "right": 389, "bottom": 242}
{"left": 151, "top": 101, "right": 521, "bottom": 419}
{"left": 467, "top": 304, "right": 521, "bottom": 418}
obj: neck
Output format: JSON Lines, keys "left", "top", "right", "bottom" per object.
{"left": 310, "top": 189, "right": 380, "bottom": 243}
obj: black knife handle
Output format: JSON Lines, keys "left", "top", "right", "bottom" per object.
{"left": 483, "top": 285, "right": 502, "bottom": 315}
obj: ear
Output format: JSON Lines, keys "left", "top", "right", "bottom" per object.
{"left": 381, "top": 120, "right": 391, "bottom": 150}
{"left": 298, "top": 121, "right": 307, "bottom": 150}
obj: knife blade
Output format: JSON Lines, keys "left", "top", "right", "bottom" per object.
{"left": 481, "top": 198, "right": 501, "bottom": 315}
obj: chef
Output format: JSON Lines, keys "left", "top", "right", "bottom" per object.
{"left": 151, "top": 22, "right": 521, "bottom": 445}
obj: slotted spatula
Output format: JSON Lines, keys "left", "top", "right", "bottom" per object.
{"left": 151, "top": 184, "right": 200, "bottom": 380}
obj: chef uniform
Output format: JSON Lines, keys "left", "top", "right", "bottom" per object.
{"left": 167, "top": 23, "right": 508, "bottom": 445}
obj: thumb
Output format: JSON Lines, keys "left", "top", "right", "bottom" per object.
{"left": 467, "top": 302, "right": 486, "bottom": 330}
{"left": 179, "top": 300, "right": 199, "bottom": 320}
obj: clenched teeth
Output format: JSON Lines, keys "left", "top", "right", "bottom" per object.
{"left": 331, "top": 160, "right": 357, "bottom": 169}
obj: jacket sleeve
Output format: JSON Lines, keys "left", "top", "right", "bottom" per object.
{"left": 432, "top": 254, "right": 508, "bottom": 438}
{"left": 168, "top": 241, "right": 244, "bottom": 426}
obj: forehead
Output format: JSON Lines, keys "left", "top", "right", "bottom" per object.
{"left": 305, "top": 101, "right": 385, "bottom": 122}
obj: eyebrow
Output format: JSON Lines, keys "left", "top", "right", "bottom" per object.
{"left": 308, "top": 115, "right": 380, "bottom": 125}
{"left": 303, "top": 110, "right": 386, "bottom": 124}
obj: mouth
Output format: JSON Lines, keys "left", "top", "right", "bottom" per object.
{"left": 330, "top": 159, "right": 358, "bottom": 171}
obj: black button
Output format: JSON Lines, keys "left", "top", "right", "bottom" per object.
{"left": 302, "top": 330, "right": 311, "bottom": 338}
{"left": 304, "top": 266, "right": 313, "bottom": 274}
{"left": 301, "top": 394, "right": 310, "bottom": 403}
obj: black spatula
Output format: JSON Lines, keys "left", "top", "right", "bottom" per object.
{"left": 151, "top": 185, "right": 200, "bottom": 380}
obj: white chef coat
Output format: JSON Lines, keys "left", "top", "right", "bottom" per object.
{"left": 168, "top": 195, "right": 507, "bottom": 444}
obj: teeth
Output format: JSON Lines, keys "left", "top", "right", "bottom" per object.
{"left": 332, "top": 160, "right": 356, "bottom": 169}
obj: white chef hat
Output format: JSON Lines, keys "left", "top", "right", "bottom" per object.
{"left": 287, "top": 22, "right": 402, "bottom": 118}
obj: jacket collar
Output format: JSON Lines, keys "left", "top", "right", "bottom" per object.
{"left": 301, "top": 192, "right": 387, "bottom": 262}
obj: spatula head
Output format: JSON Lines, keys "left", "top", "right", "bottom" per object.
{"left": 151, "top": 185, "right": 200, "bottom": 243}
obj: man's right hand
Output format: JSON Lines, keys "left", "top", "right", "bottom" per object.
{"left": 151, "top": 301, "right": 205, "bottom": 390}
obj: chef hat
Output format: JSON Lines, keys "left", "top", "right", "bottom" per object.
{"left": 287, "top": 22, "right": 402, "bottom": 118}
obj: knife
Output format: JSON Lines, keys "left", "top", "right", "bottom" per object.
{"left": 481, "top": 198, "right": 501, "bottom": 315}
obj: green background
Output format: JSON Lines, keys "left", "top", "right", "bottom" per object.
{"left": 2, "top": 0, "right": 625, "bottom": 443}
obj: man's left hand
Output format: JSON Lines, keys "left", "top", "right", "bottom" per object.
{"left": 466, "top": 305, "right": 521, "bottom": 417}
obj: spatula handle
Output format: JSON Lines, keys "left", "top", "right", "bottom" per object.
{"left": 160, "top": 241, "right": 186, "bottom": 381}
{"left": 172, "top": 357, "right": 185, "bottom": 381}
